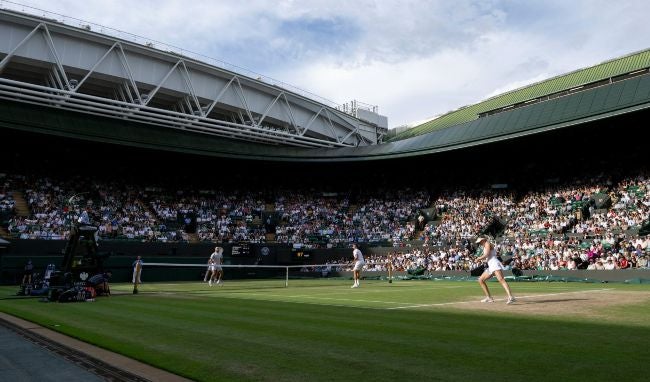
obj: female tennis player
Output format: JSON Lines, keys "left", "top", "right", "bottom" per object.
{"left": 351, "top": 243, "right": 365, "bottom": 288}
{"left": 475, "top": 237, "right": 516, "bottom": 304}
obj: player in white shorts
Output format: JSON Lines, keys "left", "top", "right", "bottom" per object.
{"left": 132, "top": 256, "right": 143, "bottom": 284}
{"left": 208, "top": 246, "right": 224, "bottom": 286}
{"left": 351, "top": 243, "right": 365, "bottom": 288}
{"left": 475, "top": 237, "right": 515, "bottom": 304}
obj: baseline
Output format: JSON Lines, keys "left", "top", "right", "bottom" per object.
{"left": 386, "top": 288, "right": 614, "bottom": 310}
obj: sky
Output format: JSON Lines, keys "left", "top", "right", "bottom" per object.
{"left": 6, "top": 0, "right": 650, "bottom": 128}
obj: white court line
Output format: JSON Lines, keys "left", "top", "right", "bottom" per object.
{"left": 203, "top": 294, "right": 388, "bottom": 310}
{"left": 135, "top": 285, "right": 480, "bottom": 307}
{"left": 141, "top": 288, "right": 410, "bottom": 305}
{"left": 386, "top": 288, "right": 614, "bottom": 310}
{"left": 274, "top": 285, "right": 468, "bottom": 296}
{"left": 356, "top": 285, "right": 468, "bottom": 291}
{"left": 235, "top": 293, "right": 407, "bottom": 305}
{"left": 138, "top": 284, "right": 615, "bottom": 310}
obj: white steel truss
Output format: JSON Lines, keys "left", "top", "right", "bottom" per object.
{"left": 0, "top": 78, "right": 332, "bottom": 147}
{"left": 0, "top": 11, "right": 381, "bottom": 148}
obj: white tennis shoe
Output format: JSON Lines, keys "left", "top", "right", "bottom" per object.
{"left": 506, "top": 296, "right": 516, "bottom": 304}
{"left": 480, "top": 297, "right": 494, "bottom": 303}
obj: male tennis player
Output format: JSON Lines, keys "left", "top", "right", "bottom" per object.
{"left": 132, "top": 256, "right": 143, "bottom": 285}
{"left": 351, "top": 243, "right": 365, "bottom": 288}
{"left": 475, "top": 237, "right": 515, "bottom": 304}
{"left": 208, "top": 246, "right": 224, "bottom": 286}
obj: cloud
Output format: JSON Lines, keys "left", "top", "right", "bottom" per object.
{"left": 12, "top": 0, "right": 650, "bottom": 128}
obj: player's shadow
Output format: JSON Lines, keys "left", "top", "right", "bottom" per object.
{"left": 521, "top": 298, "right": 588, "bottom": 304}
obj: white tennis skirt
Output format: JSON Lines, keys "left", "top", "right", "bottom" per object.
{"left": 353, "top": 261, "right": 365, "bottom": 271}
{"left": 487, "top": 257, "right": 505, "bottom": 274}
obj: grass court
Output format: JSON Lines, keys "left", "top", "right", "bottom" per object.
{"left": 1, "top": 279, "right": 649, "bottom": 381}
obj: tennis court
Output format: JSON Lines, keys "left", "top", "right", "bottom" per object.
{"left": 111, "top": 279, "right": 650, "bottom": 319}
{"left": 1, "top": 279, "right": 649, "bottom": 381}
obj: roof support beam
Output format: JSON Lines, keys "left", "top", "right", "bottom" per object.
{"left": 143, "top": 60, "right": 182, "bottom": 106}
{"left": 0, "top": 10, "right": 379, "bottom": 147}
{"left": 0, "top": 23, "right": 43, "bottom": 73}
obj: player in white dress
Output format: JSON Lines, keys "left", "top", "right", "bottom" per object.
{"left": 351, "top": 243, "right": 365, "bottom": 288}
{"left": 208, "top": 247, "right": 224, "bottom": 286}
{"left": 475, "top": 237, "right": 515, "bottom": 304}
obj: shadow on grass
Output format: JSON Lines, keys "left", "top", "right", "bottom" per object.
{"left": 520, "top": 298, "right": 588, "bottom": 304}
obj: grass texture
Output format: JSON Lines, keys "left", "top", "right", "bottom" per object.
{"left": 1, "top": 279, "right": 649, "bottom": 382}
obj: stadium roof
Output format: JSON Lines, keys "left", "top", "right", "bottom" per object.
{"left": 4, "top": 66, "right": 650, "bottom": 162}
{"left": 2, "top": 6, "right": 650, "bottom": 162}
{"left": 0, "top": 9, "right": 386, "bottom": 149}
{"left": 391, "top": 49, "right": 650, "bottom": 141}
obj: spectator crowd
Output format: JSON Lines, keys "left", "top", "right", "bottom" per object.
{"left": 1, "top": 170, "right": 649, "bottom": 272}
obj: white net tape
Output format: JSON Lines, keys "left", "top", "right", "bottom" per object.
{"left": 141, "top": 262, "right": 389, "bottom": 287}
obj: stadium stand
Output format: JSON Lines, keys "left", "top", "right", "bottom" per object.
{"left": 1, "top": 169, "right": 648, "bottom": 259}
{"left": 1, "top": 7, "right": 649, "bottom": 281}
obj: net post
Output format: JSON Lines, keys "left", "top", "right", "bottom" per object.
{"left": 285, "top": 266, "right": 289, "bottom": 287}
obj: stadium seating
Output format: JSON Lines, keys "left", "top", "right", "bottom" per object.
{"left": 1, "top": 171, "right": 648, "bottom": 263}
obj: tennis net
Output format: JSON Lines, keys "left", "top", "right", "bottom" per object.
{"left": 139, "top": 262, "right": 389, "bottom": 287}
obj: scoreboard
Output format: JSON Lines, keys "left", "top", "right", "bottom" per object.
{"left": 291, "top": 248, "right": 312, "bottom": 263}
{"left": 231, "top": 242, "right": 251, "bottom": 256}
